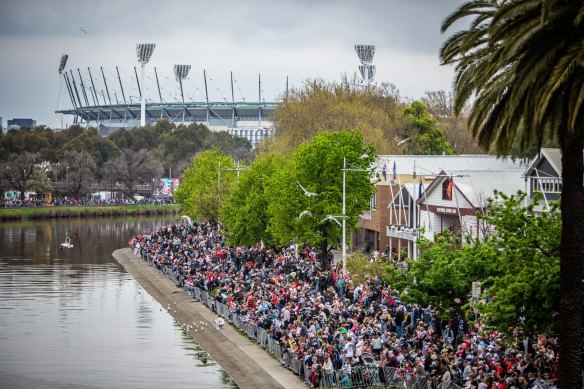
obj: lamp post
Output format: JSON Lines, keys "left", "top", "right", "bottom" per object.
{"left": 342, "top": 157, "right": 347, "bottom": 271}
{"left": 298, "top": 156, "right": 375, "bottom": 272}
{"left": 341, "top": 156, "right": 379, "bottom": 271}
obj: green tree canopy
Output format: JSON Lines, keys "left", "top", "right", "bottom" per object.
{"left": 266, "top": 130, "right": 377, "bottom": 263}
{"left": 407, "top": 192, "right": 560, "bottom": 339}
{"left": 174, "top": 149, "right": 237, "bottom": 223}
{"left": 220, "top": 154, "right": 286, "bottom": 246}
{"left": 402, "top": 101, "right": 454, "bottom": 155}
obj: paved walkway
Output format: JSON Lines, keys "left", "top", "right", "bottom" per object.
{"left": 113, "top": 248, "right": 307, "bottom": 389}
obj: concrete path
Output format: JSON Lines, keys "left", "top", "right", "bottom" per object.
{"left": 113, "top": 248, "right": 307, "bottom": 389}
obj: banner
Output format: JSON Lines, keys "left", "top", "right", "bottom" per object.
{"left": 152, "top": 178, "right": 180, "bottom": 197}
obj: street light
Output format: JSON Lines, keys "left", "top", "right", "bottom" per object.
{"left": 341, "top": 157, "right": 378, "bottom": 271}
{"left": 57, "top": 54, "right": 69, "bottom": 128}
{"left": 299, "top": 157, "right": 375, "bottom": 272}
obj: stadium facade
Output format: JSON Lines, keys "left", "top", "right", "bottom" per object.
{"left": 55, "top": 51, "right": 281, "bottom": 146}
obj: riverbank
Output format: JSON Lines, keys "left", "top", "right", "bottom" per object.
{"left": 0, "top": 204, "right": 178, "bottom": 221}
{"left": 113, "top": 248, "right": 306, "bottom": 389}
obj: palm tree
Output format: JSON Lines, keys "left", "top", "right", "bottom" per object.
{"left": 441, "top": 1, "right": 583, "bottom": 387}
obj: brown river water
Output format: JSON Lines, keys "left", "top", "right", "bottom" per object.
{"left": 0, "top": 216, "right": 238, "bottom": 388}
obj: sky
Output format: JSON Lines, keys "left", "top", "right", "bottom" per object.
{"left": 0, "top": 0, "right": 466, "bottom": 130}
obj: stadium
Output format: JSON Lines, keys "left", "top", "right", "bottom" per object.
{"left": 54, "top": 44, "right": 375, "bottom": 147}
{"left": 54, "top": 45, "right": 282, "bottom": 147}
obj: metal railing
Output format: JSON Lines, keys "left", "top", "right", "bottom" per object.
{"left": 137, "top": 250, "right": 537, "bottom": 389}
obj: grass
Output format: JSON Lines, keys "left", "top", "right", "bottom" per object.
{"left": 0, "top": 204, "right": 179, "bottom": 220}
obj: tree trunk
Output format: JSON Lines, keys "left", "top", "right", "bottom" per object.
{"left": 557, "top": 136, "right": 583, "bottom": 389}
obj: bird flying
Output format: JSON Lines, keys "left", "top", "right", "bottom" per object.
{"left": 297, "top": 181, "right": 319, "bottom": 197}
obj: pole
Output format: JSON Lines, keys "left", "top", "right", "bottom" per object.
{"left": 342, "top": 157, "right": 347, "bottom": 272}
{"left": 57, "top": 73, "right": 65, "bottom": 128}
{"left": 140, "top": 64, "right": 146, "bottom": 127}
{"left": 203, "top": 70, "right": 210, "bottom": 124}
{"left": 412, "top": 160, "right": 417, "bottom": 260}
{"left": 231, "top": 71, "right": 236, "bottom": 127}
{"left": 218, "top": 161, "right": 221, "bottom": 193}
{"left": 116, "top": 66, "right": 127, "bottom": 105}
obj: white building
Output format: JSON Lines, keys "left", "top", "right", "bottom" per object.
{"left": 373, "top": 155, "right": 528, "bottom": 259}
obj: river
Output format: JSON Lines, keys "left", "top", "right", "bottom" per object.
{"left": 0, "top": 216, "right": 238, "bottom": 389}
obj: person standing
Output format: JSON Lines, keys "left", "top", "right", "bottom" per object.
{"left": 395, "top": 306, "right": 405, "bottom": 338}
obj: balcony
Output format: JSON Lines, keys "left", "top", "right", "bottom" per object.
{"left": 386, "top": 225, "right": 418, "bottom": 241}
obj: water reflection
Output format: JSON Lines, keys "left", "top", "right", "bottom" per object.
{"left": 0, "top": 217, "right": 238, "bottom": 388}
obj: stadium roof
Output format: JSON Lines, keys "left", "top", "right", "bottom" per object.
{"left": 56, "top": 101, "right": 278, "bottom": 126}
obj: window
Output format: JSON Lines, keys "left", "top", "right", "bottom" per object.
{"left": 442, "top": 179, "right": 453, "bottom": 200}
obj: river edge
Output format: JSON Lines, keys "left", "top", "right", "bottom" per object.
{"left": 0, "top": 205, "right": 178, "bottom": 221}
{"left": 113, "top": 248, "right": 307, "bottom": 389}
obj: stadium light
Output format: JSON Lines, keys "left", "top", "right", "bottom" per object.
{"left": 136, "top": 43, "right": 155, "bottom": 65}
{"left": 354, "top": 44, "right": 376, "bottom": 84}
{"left": 56, "top": 54, "right": 69, "bottom": 128}
{"left": 354, "top": 44, "right": 375, "bottom": 65}
{"left": 173, "top": 64, "right": 191, "bottom": 82}
{"left": 358, "top": 64, "right": 376, "bottom": 83}
{"left": 58, "top": 54, "right": 68, "bottom": 74}
{"left": 174, "top": 64, "right": 191, "bottom": 120}
{"left": 136, "top": 43, "right": 156, "bottom": 127}
{"left": 174, "top": 64, "right": 191, "bottom": 105}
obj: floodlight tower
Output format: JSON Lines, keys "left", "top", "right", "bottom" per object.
{"left": 136, "top": 43, "right": 155, "bottom": 127}
{"left": 174, "top": 64, "right": 191, "bottom": 122}
{"left": 354, "top": 44, "right": 376, "bottom": 85}
{"left": 56, "top": 54, "right": 69, "bottom": 128}
{"left": 173, "top": 65, "right": 191, "bottom": 103}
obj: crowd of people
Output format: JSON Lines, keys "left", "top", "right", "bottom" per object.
{"left": 1, "top": 195, "right": 174, "bottom": 208}
{"left": 130, "top": 222, "right": 560, "bottom": 389}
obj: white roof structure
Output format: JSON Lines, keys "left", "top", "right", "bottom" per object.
{"left": 445, "top": 170, "right": 525, "bottom": 207}
{"left": 525, "top": 148, "right": 562, "bottom": 177}
{"left": 378, "top": 154, "right": 529, "bottom": 178}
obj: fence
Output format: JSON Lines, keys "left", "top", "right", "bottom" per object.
{"left": 137, "top": 251, "right": 511, "bottom": 389}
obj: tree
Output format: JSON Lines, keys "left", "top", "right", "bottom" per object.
{"left": 220, "top": 153, "right": 286, "bottom": 246}
{"left": 264, "top": 78, "right": 405, "bottom": 155}
{"left": 101, "top": 149, "right": 162, "bottom": 198}
{"left": 0, "top": 152, "right": 42, "bottom": 199}
{"left": 157, "top": 123, "right": 209, "bottom": 174}
{"left": 478, "top": 193, "right": 560, "bottom": 338}
{"left": 346, "top": 250, "right": 410, "bottom": 288}
{"left": 64, "top": 130, "right": 119, "bottom": 169}
{"left": 402, "top": 101, "right": 454, "bottom": 155}
{"left": 441, "top": 2, "right": 584, "bottom": 385}
{"left": 173, "top": 149, "right": 237, "bottom": 223}
{"left": 59, "top": 150, "right": 97, "bottom": 199}
{"left": 421, "top": 90, "right": 484, "bottom": 154}
{"left": 266, "top": 130, "right": 376, "bottom": 265}
{"left": 409, "top": 192, "right": 560, "bottom": 337}
{"left": 205, "top": 130, "right": 254, "bottom": 162}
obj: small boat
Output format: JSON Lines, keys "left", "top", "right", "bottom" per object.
{"left": 60, "top": 236, "right": 74, "bottom": 249}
